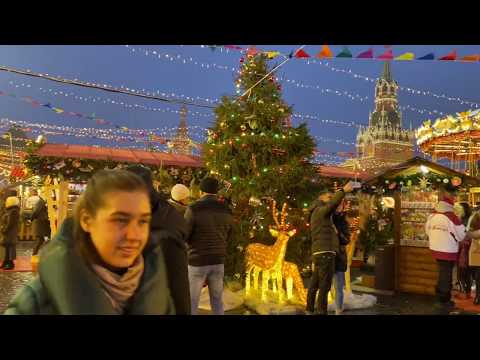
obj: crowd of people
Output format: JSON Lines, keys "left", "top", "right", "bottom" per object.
{"left": 3, "top": 167, "right": 233, "bottom": 315}
{"left": 2, "top": 167, "right": 480, "bottom": 315}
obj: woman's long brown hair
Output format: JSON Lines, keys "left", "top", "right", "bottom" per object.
{"left": 72, "top": 169, "right": 149, "bottom": 265}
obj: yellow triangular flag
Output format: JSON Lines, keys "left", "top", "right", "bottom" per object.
{"left": 265, "top": 51, "right": 280, "bottom": 59}
{"left": 394, "top": 52, "right": 415, "bottom": 61}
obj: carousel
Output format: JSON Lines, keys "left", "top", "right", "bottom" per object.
{"left": 416, "top": 109, "right": 480, "bottom": 176}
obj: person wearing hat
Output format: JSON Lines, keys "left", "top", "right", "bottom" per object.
{"left": 184, "top": 177, "right": 233, "bottom": 315}
{"left": 426, "top": 183, "right": 471, "bottom": 311}
{"left": 1, "top": 195, "right": 20, "bottom": 270}
{"left": 168, "top": 184, "right": 190, "bottom": 216}
{"left": 125, "top": 164, "right": 191, "bottom": 315}
{"left": 306, "top": 181, "right": 354, "bottom": 315}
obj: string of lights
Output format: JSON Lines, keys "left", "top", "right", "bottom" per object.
{"left": 2, "top": 80, "right": 370, "bottom": 131}
{"left": 125, "top": 46, "right": 452, "bottom": 116}
{"left": 0, "top": 64, "right": 215, "bottom": 110}
{"left": 6, "top": 80, "right": 214, "bottom": 119}
{"left": 194, "top": 45, "right": 480, "bottom": 109}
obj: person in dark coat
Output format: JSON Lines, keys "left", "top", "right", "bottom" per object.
{"left": 5, "top": 170, "right": 174, "bottom": 315}
{"left": 184, "top": 177, "right": 233, "bottom": 315}
{"left": 31, "top": 192, "right": 51, "bottom": 256}
{"left": 1, "top": 196, "right": 20, "bottom": 270}
{"left": 332, "top": 199, "right": 351, "bottom": 315}
{"left": 125, "top": 164, "right": 191, "bottom": 315}
{"left": 306, "top": 181, "right": 354, "bottom": 315}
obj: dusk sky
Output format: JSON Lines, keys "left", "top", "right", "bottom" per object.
{"left": 0, "top": 45, "right": 479, "bottom": 164}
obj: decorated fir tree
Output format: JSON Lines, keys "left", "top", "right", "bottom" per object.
{"left": 203, "top": 53, "right": 323, "bottom": 278}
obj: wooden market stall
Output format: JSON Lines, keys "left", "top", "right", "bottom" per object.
{"left": 27, "top": 143, "right": 204, "bottom": 239}
{"left": 364, "top": 157, "right": 480, "bottom": 296}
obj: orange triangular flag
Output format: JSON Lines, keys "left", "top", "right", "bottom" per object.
{"left": 316, "top": 45, "right": 333, "bottom": 59}
{"left": 460, "top": 54, "right": 480, "bottom": 62}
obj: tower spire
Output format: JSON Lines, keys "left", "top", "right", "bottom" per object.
{"left": 382, "top": 61, "right": 392, "bottom": 82}
{"left": 171, "top": 106, "right": 193, "bottom": 155}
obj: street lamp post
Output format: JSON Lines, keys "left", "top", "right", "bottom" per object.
{"left": 2, "top": 132, "right": 14, "bottom": 167}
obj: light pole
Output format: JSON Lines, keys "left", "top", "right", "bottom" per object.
{"left": 2, "top": 132, "right": 14, "bottom": 167}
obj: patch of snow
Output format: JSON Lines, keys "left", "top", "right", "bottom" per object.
{"left": 327, "top": 291, "right": 377, "bottom": 311}
{"left": 198, "top": 287, "right": 244, "bottom": 311}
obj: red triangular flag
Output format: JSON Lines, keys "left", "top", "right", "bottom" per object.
{"left": 439, "top": 50, "right": 457, "bottom": 61}
{"left": 295, "top": 49, "right": 311, "bottom": 58}
{"left": 377, "top": 49, "right": 394, "bottom": 60}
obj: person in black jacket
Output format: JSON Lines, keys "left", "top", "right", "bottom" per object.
{"left": 306, "top": 181, "right": 354, "bottom": 315}
{"left": 184, "top": 177, "right": 233, "bottom": 315}
{"left": 31, "top": 191, "right": 51, "bottom": 256}
{"left": 332, "top": 199, "right": 351, "bottom": 315}
{"left": 1, "top": 196, "right": 20, "bottom": 270}
{"left": 125, "top": 165, "right": 191, "bottom": 315}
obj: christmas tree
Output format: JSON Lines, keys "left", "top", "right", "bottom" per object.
{"left": 203, "top": 53, "right": 323, "bottom": 278}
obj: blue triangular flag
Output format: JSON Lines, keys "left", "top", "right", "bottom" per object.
{"left": 42, "top": 103, "right": 52, "bottom": 108}
{"left": 417, "top": 53, "right": 435, "bottom": 60}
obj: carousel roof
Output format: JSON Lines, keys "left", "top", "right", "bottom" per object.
{"left": 33, "top": 143, "right": 203, "bottom": 168}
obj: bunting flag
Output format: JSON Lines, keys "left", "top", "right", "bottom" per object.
{"left": 356, "top": 48, "right": 373, "bottom": 59}
{"left": 294, "top": 49, "right": 311, "bottom": 58}
{"left": 460, "top": 54, "right": 480, "bottom": 62}
{"left": 316, "top": 45, "right": 333, "bottom": 59}
{"left": 53, "top": 108, "right": 64, "bottom": 114}
{"left": 265, "top": 51, "right": 280, "bottom": 59}
{"left": 377, "top": 49, "right": 394, "bottom": 60}
{"left": 247, "top": 46, "right": 258, "bottom": 57}
{"left": 209, "top": 44, "right": 480, "bottom": 64}
{"left": 395, "top": 52, "right": 415, "bottom": 61}
{"left": 336, "top": 46, "right": 353, "bottom": 58}
{"left": 439, "top": 50, "right": 457, "bottom": 61}
{"left": 224, "top": 45, "right": 243, "bottom": 50}
{"left": 43, "top": 103, "right": 53, "bottom": 108}
{"left": 418, "top": 53, "right": 435, "bottom": 60}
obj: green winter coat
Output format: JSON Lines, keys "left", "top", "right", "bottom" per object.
{"left": 4, "top": 218, "right": 175, "bottom": 315}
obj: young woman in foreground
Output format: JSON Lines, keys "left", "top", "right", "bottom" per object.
{"left": 5, "top": 170, "right": 174, "bottom": 315}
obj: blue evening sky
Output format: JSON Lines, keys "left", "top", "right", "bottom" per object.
{"left": 0, "top": 45, "right": 479, "bottom": 164}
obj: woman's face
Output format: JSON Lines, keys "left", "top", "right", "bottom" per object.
{"left": 80, "top": 191, "right": 151, "bottom": 269}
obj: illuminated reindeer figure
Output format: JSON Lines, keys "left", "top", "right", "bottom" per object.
{"left": 245, "top": 200, "right": 307, "bottom": 304}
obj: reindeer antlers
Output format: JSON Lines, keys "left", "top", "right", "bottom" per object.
{"left": 271, "top": 200, "right": 281, "bottom": 229}
{"left": 271, "top": 200, "right": 289, "bottom": 230}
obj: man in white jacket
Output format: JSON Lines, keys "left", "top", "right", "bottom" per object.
{"left": 425, "top": 184, "right": 465, "bottom": 308}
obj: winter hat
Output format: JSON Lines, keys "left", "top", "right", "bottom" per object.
{"left": 5, "top": 196, "right": 19, "bottom": 208}
{"left": 125, "top": 164, "right": 153, "bottom": 186}
{"left": 200, "top": 177, "right": 219, "bottom": 194}
{"left": 454, "top": 203, "right": 464, "bottom": 219}
{"left": 171, "top": 184, "right": 190, "bottom": 202}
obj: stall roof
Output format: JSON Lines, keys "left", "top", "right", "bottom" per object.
{"left": 364, "top": 156, "right": 480, "bottom": 186}
{"left": 316, "top": 165, "right": 370, "bottom": 180}
{"left": 33, "top": 144, "right": 203, "bottom": 168}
